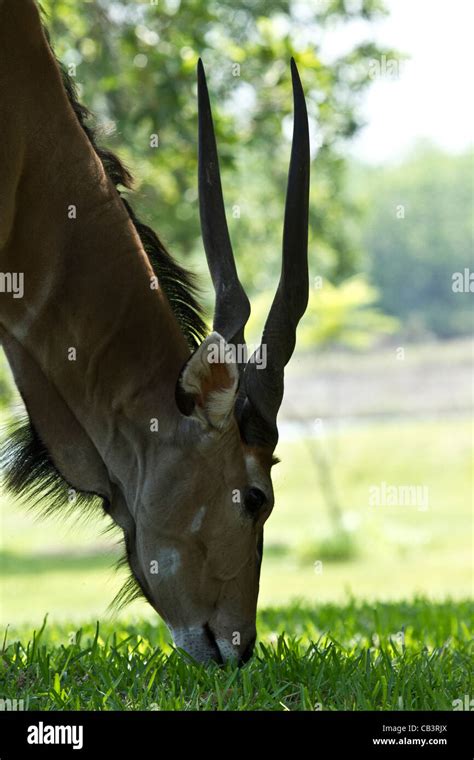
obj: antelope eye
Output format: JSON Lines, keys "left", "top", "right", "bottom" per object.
{"left": 244, "top": 487, "right": 266, "bottom": 513}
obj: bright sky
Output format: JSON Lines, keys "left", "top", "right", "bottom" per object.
{"left": 330, "top": 0, "right": 474, "bottom": 163}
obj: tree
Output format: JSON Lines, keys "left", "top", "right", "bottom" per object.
{"left": 354, "top": 142, "right": 473, "bottom": 338}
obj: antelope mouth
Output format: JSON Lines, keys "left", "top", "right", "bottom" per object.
{"left": 171, "top": 623, "right": 224, "bottom": 664}
{"left": 203, "top": 623, "right": 256, "bottom": 666}
{"left": 171, "top": 623, "right": 255, "bottom": 665}
{"left": 203, "top": 623, "right": 224, "bottom": 665}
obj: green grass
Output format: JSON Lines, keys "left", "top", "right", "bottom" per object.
{"left": 1, "top": 599, "right": 472, "bottom": 710}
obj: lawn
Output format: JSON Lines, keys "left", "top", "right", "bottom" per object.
{"left": 1, "top": 414, "right": 472, "bottom": 710}
{"left": 0, "top": 599, "right": 471, "bottom": 710}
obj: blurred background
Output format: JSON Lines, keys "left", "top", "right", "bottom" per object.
{"left": 1, "top": 0, "right": 472, "bottom": 626}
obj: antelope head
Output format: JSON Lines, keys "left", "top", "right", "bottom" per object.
{"left": 129, "top": 59, "right": 310, "bottom": 665}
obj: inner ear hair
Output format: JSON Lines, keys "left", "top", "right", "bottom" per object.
{"left": 179, "top": 332, "right": 239, "bottom": 429}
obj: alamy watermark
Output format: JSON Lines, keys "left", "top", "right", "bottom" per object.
{"left": 452, "top": 695, "right": 474, "bottom": 710}
{"left": 0, "top": 697, "right": 25, "bottom": 710}
{"left": 452, "top": 268, "right": 473, "bottom": 293}
{"left": 27, "top": 721, "right": 83, "bottom": 750}
{"left": 0, "top": 272, "right": 24, "bottom": 298}
{"left": 207, "top": 341, "right": 267, "bottom": 369}
{"left": 369, "top": 481, "right": 429, "bottom": 511}
{"left": 368, "top": 55, "right": 405, "bottom": 80}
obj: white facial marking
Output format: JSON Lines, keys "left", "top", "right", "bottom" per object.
{"left": 190, "top": 505, "right": 206, "bottom": 533}
{"left": 158, "top": 548, "right": 181, "bottom": 577}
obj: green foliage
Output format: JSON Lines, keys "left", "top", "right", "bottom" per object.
{"left": 301, "top": 276, "right": 399, "bottom": 348}
{"left": 40, "top": 0, "right": 396, "bottom": 302}
{"left": 353, "top": 142, "right": 474, "bottom": 338}
{"left": 0, "top": 352, "right": 15, "bottom": 410}
{"left": 1, "top": 598, "right": 471, "bottom": 710}
{"left": 247, "top": 275, "right": 398, "bottom": 349}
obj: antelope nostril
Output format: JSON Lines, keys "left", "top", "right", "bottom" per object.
{"left": 239, "top": 634, "right": 256, "bottom": 666}
{"left": 203, "top": 623, "right": 224, "bottom": 665}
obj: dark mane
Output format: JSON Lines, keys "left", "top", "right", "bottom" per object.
{"left": 1, "top": 416, "right": 102, "bottom": 518}
{"left": 1, "top": 20, "right": 207, "bottom": 609}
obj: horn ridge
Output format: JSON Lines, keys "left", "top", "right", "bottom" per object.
{"left": 197, "top": 59, "right": 250, "bottom": 353}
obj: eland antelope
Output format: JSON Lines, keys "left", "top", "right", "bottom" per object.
{"left": 0, "top": 0, "right": 309, "bottom": 664}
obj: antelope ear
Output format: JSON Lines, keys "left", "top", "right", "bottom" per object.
{"left": 180, "top": 332, "right": 239, "bottom": 430}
